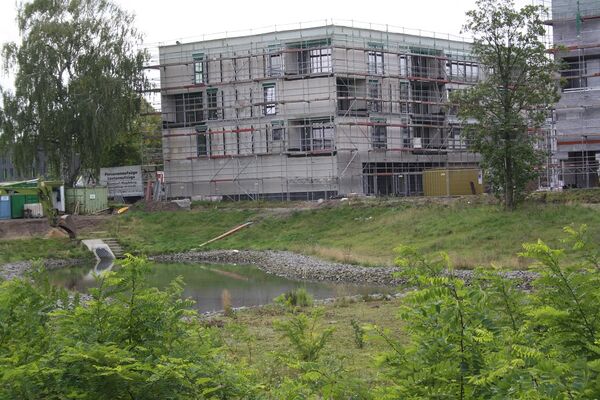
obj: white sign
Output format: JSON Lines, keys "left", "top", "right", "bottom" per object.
{"left": 100, "top": 165, "right": 143, "bottom": 197}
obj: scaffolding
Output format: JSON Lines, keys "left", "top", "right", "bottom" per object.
{"left": 535, "top": 0, "right": 600, "bottom": 190}
{"left": 144, "top": 22, "right": 485, "bottom": 200}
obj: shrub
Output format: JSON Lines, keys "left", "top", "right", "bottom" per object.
{"left": 0, "top": 255, "right": 256, "bottom": 399}
{"left": 274, "top": 287, "right": 314, "bottom": 309}
{"left": 376, "top": 225, "right": 600, "bottom": 399}
{"left": 350, "top": 319, "right": 365, "bottom": 349}
{"left": 274, "top": 308, "right": 333, "bottom": 362}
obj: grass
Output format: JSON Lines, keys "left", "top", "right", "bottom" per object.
{"left": 0, "top": 237, "right": 90, "bottom": 264}
{"left": 218, "top": 297, "right": 404, "bottom": 388}
{"left": 3, "top": 196, "right": 600, "bottom": 268}
{"left": 528, "top": 188, "right": 600, "bottom": 204}
{"left": 106, "top": 200, "right": 600, "bottom": 269}
{"left": 110, "top": 209, "right": 257, "bottom": 255}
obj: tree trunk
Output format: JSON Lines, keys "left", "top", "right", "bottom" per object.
{"left": 505, "top": 184, "right": 515, "bottom": 211}
{"left": 504, "top": 154, "right": 515, "bottom": 211}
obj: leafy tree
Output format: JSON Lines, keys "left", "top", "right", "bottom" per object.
{"left": 453, "top": 0, "right": 559, "bottom": 210}
{"left": 0, "top": 0, "right": 148, "bottom": 183}
{"left": 101, "top": 99, "right": 162, "bottom": 168}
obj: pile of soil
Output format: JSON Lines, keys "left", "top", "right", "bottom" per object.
{"left": 0, "top": 215, "right": 109, "bottom": 240}
{"left": 0, "top": 219, "right": 50, "bottom": 239}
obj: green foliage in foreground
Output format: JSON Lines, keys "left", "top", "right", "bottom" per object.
{"left": 0, "top": 256, "right": 256, "bottom": 399}
{"left": 274, "top": 308, "right": 333, "bottom": 362}
{"left": 375, "top": 225, "right": 600, "bottom": 399}
{"left": 270, "top": 309, "right": 371, "bottom": 399}
{"left": 2, "top": 226, "right": 600, "bottom": 398}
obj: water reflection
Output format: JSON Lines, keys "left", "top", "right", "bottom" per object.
{"left": 81, "top": 250, "right": 115, "bottom": 283}
{"left": 48, "top": 262, "right": 391, "bottom": 313}
{"left": 94, "top": 258, "right": 114, "bottom": 273}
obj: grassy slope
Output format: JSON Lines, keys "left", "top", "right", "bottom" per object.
{"left": 0, "top": 237, "right": 89, "bottom": 264}
{"left": 2, "top": 199, "right": 599, "bottom": 268}
{"left": 111, "top": 201, "right": 600, "bottom": 269}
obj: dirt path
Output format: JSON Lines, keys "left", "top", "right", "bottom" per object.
{"left": 0, "top": 215, "right": 111, "bottom": 240}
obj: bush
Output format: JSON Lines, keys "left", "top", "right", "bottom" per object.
{"left": 274, "top": 308, "right": 333, "bottom": 362}
{"left": 376, "top": 225, "right": 600, "bottom": 399}
{"left": 350, "top": 319, "right": 365, "bottom": 349}
{"left": 274, "top": 287, "right": 314, "bottom": 309}
{"left": 0, "top": 255, "right": 256, "bottom": 399}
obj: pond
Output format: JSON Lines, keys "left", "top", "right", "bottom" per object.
{"left": 48, "top": 262, "right": 390, "bottom": 313}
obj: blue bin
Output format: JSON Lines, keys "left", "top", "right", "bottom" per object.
{"left": 0, "top": 195, "right": 10, "bottom": 220}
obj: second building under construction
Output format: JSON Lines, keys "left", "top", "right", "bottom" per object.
{"left": 157, "top": 24, "right": 481, "bottom": 200}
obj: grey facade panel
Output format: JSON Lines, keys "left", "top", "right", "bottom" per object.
{"left": 159, "top": 25, "right": 481, "bottom": 198}
{"left": 551, "top": 0, "right": 600, "bottom": 188}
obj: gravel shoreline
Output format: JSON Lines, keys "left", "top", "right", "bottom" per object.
{"left": 150, "top": 250, "right": 402, "bottom": 286}
{"left": 0, "top": 258, "right": 86, "bottom": 280}
{"left": 149, "top": 250, "right": 538, "bottom": 287}
{"left": 1, "top": 250, "right": 538, "bottom": 289}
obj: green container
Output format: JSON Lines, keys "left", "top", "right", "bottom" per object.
{"left": 65, "top": 187, "right": 108, "bottom": 215}
{"left": 25, "top": 194, "right": 40, "bottom": 204}
{"left": 10, "top": 194, "right": 26, "bottom": 219}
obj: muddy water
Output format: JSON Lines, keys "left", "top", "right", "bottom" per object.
{"left": 48, "top": 262, "right": 389, "bottom": 313}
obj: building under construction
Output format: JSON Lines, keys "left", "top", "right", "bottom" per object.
{"left": 544, "top": 0, "right": 600, "bottom": 189}
{"left": 156, "top": 24, "right": 481, "bottom": 200}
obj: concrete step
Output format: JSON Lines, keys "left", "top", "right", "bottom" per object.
{"left": 100, "top": 238, "right": 125, "bottom": 259}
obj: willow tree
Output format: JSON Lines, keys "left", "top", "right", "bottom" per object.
{"left": 454, "top": 0, "right": 559, "bottom": 210}
{"left": 1, "top": 0, "right": 148, "bottom": 183}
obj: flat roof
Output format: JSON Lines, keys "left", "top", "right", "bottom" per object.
{"left": 159, "top": 24, "right": 473, "bottom": 51}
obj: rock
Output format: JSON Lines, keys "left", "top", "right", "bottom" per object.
{"left": 0, "top": 258, "right": 86, "bottom": 280}
{"left": 172, "top": 198, "right": 191, "bottom": 210}
{"left": 45, "top": 227, "right": 69, "bottom": 238}
{"left": 191, "top": 195, "right": 222, "bottom": 202}
{"left": 150, "top": 249, "right": 403, "bottom": 286}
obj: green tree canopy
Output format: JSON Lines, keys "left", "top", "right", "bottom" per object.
{"left": 101, "top": 98, "right": 162, "bottom": 168}
{"left": 454, "top": 0, "right": 559, "bottom": 210}
{"left": 0, "top": 0, "right": 148, "bottom": 183}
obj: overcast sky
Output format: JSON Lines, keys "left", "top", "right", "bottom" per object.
{"left": 0, "top": 0, "right": 534, "bottom": 89}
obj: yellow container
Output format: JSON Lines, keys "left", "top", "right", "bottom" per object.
{"left": 423, "top": 168, "right": 483, "bottom": 196}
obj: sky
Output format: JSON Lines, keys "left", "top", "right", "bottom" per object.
{"left": 0, "top": 0, "right": 534, "bottom": 89}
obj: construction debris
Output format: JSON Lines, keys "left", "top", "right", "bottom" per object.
{"left": 197, "top": 222, "right": 254, "bottom": 248}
